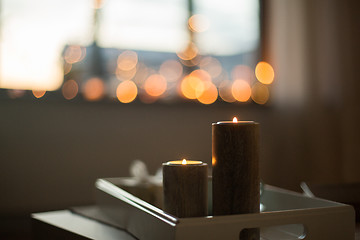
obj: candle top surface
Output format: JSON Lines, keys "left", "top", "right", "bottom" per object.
{"left": 165, "top": 159, "right": 203, "bottom": 165}
{"left": 213, "top": 120, "right": 258, "bottom": 125}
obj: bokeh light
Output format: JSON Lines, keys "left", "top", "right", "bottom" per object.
{"left": 196, "top": 81, "right": 218, "bottom": 104}
{"left": 117, "top": 51, "right": 138, "bottom": 71}
{"left": 83, "top": 77, "right": 105, "bottom": 101}
{"left": 177, "top": 42, "right": 198, "bottom": 61}
{"left": 62, "top": 80, "right": 78, "bottom": 100}
{"left": 116, "top": 67, "right": 137, "bottom": 81}
{"left": 180, "top": 75, "right": 204, "bottom": 99}
{"left": 190, "top": 69, "right": 211, "bottom": 82}
{"left": 144, "top": 74, "right": 167, "bottom": 97}
{"left": 219, "top": 80, "right": 236, "bottom": 103}
{"left": 188, "top": 14, "right": 210, "bottom": 33}
{"left": 255, "top": 61, "right": 275, "bottom": 84}
{"left": 231, "top": 65, "right": 253, "bottom": 82}
{"left": 32, "top": 90, "right": 46, "bottom": 98}
{"left": 133, "top": 63, "right": 150, "bottom": 85}
{"left": 92, "top": 0, "right": 104, "bottom": 9}
{"left": 159, "top": 60, "right": 183, "bottom": 82}
{"left": 199, "top": 57, "right": 222, "bottom": 78}
{"left": 116, "top": 80, "right": 138, "bottom": 103}
{"left": 63, "top": 63, "right": 72, "bottom": 75}
{"left": 231, "top": 79, "right": 251, "bottom": 102}
{"left": 64, "top": 45, "right": 86, "bottom": 64}
{"left": 251, "top": 82, "right": 269, "bottom": 104}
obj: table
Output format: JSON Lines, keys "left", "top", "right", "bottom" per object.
{"left": 32, "top": 207, "right": 360, "bottom": 240}
{"left": 32, "top": 209, "right": 136, "bottom": 240}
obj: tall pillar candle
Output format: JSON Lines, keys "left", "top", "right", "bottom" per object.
{"left": 212, "top": 119, "right": 260, "bottom": 239}
{"left": 163, "top": 159, "right": 208, "bottom": 218}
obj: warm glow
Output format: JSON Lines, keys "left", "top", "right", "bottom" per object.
{"left": 62, "top": 80, "right": 78, "bottom": 100}
{"left": 212, "top": 157, "right": 216, "bottom": 166}
{"left": 159, "top": 60, "right": 183, "bottom": 82}
{"left": 199, "top": 57, "right": 222, "bottom": 78}
{"left": 255, "top": 61, "right": 275, "bottom": 84}
{"left": 196, "top": 81, "right": 218, "bottom": 104}
{"left": 133, "top": 63, "right": 150, "bottom": 84}
{"left": 144, "top": 74, "right": 167, "bottom": 97}
{"left": 219, "top": 80, "right": 236, "bottom": 103}
{"left": 83, "top": 77, "right": 104, "bottom": 101}
{"left": 180, "top": 75, "right": 204, "bottom": 99}
{"left": 167, "top": 160, "right": 203, "bottom": 165}
{"left": 251, "top": 82, "right": 270, "bottom": 104}
{"left": 116, "top": 80, "right": 138, "bottom": 103}
{"left": 177, "top": 42, "right": 198, "bottom": 61}
{"left": 92, "top": 0, "right": 104, "bottom": 9}
{"left": 231, "top": 65, "right": 253, "bottom": 82}
{"left": 231, "top": 79, "right": 251, "bottom": 102}
{"left": 188, "top": 14, "right": 210, "bottom": 33}
{"left": 233, "top": 117, "right": 238, "bottom": 123}
{"left": 64, "top": 45, "right": 86, "bottom": 64}
{"left": 116, "top": 67, "right": 137, "bottom": 81}
{"left": 117, "top": 51, "right": 138, "bottom": 71}
{"left": 32, "top": 90, "right": 46, "bottom": 98}
{"left": 190, "top": 69, "right": 211, "bottom": 82}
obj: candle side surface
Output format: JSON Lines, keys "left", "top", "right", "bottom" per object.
{"left": 212, "top": 122, "right": 260, "bottom": 215}
{"left": 163, "top": 163, "right": 208, "bottom": 218}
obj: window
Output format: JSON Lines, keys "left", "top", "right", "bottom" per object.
{"left": 1, "top": 0, "right": 271, "bottom": 104}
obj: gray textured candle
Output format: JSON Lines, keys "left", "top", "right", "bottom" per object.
{"left": 163, "top": 160, "right": 208, "bottom": 218}
{"left": 212, "top": 119, "right": 259, "bottom": 239}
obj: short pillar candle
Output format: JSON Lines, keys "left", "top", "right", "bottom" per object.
{"left": 163, "top": 159, "right": 208, "bottom": 218}
{"left": 212, "top": 118, "right": 260, "bottom": 239}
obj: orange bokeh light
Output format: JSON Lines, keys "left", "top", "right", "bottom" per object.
{"left": 62, "top": 80, "right": 78, "bottom": 100}
{"left": 83, "top": 77, "right": 104, "bottom": 101}
{"left": 92, "top": 0, "right": 104, "bottom": 9}
{"left": 159, "top": 60, "right": 183, "bottom": 82}
{"left": 64, "top": 63, "right": 72, "bottom": 75}
{"left": 32, "top": 90, "right": 46, "bottom": 98}
{"left": 180, "top": 75, "right": 204, "bottom": 99}
{"left": 116, "top": 80, "right": 138, "bottom": 103}
{"left": 199, "top": 57, "right": 222, "bottom": 78}
{"left": 117, "top": 51, "right": 138, "bottom": 71}
{"left": 144, "top": 74, "right": 167, "bottom": 97}
{"left": 231, "top": 79, "right": 251, "bottom": 102}
{"left": 231, "top": 65, "right": 253, "bottom": 82}
{"left": 116, "top": 67, "right": 137, "bottom": 81}
{"left": 190, "top": 69, "right": 211, "bottom": 82}
{"left": 218, "top": 80, "right": 236, "bottom": 103}
{"left": 177, "top": 42, "right": 198, "bottom": 61}
{"left": 188, "top": 14, "right": 210, "bottom": 33}
{"left": 196, "top": 81, "right": 218, "bottom": 104}
{"left": 251, "top": 83, "right": 269, "bottom": 104}
{"left": 64, "top": 45, "right": 86, "bottom": 64}
{"left": 255, "top": 61, "right": 275, "bottom": 84}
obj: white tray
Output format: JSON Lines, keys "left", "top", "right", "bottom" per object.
{"left": 95, "top": 178, "right": 355, "bottom": 240}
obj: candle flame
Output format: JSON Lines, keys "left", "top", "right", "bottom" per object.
{"left": 182, "top": 159, "right": 187, "bottom": 165}
{"left": 233, "top": 117, "right": 238, "bottom": 123}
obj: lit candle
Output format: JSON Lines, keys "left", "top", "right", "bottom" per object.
{"left": 212, "top": 117, "right": 260, "bottom": 238}
{"left": 163, "top": 159, "right": 208, "bottom": 218}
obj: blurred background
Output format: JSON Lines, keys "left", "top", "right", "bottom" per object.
{"left": 0, "top": 0, "right": 359, "bottom": 239}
